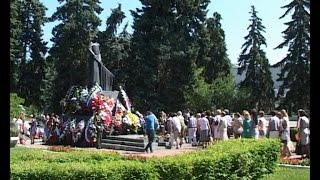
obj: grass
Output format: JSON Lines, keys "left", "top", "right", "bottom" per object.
{"left": 261, "top": 166, "right": 310, "bottom": 180}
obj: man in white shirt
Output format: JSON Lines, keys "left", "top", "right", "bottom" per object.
{"left": 267, "top": 111, "right": 280, "bottom": 138}
{"left": 198, "top": 113, "right": 210, "bottom": 148}
{"left": 188, "top": 112, "right": 197, "bottom": 146}
{"left": 15, "top": 117, "right": 25, "bottom": 144}
{"left": 224, "top": 109, "right": 233, "bottom": 139}
{"left": 171, "top": 113, "right": 182, "bottom": 149}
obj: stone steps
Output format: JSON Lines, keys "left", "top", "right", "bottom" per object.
{"left": 101, "top": 135, "right": 146, "bottom": 152}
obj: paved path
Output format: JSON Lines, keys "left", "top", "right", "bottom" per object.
{"left": 15, "top": 139, "right": 303, "bottom": 159}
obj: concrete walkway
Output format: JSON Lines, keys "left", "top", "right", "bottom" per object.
{"left": 15, "top": 139, "right": 201, "bottom": 157}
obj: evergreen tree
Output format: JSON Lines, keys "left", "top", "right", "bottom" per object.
{"left": 203, "top": 12, "right": 231, "bottom": 83}
{"left": 49, "top": 0, "right": 103, "bottom": 112}
{"left": 39, "top": 57, "right": 57, "bottom": 113}
{"left": 237, "top": 6, "right": 274, "bottom": 111}
{"left": 16, "top": 0, "right": 48, "bottom": 108}
{"left": 98, "top": 4, "right": 130, "bottom": 89}
{"left": 128, "top": 0, "right": 209, "bottom": 112}
{"left": 10, "top": 0, "right": 22, "bottom": 92}
{"left": 274, "top": 0, "right": 310, "bottom": 111}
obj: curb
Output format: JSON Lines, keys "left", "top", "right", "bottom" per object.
{"left": 278, "top": 164, "right": 310, "bottom": 169}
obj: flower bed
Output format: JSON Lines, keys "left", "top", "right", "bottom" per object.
{"left": 279, "top": 157, "right": 310, "bottom": 166}
{"left": 48, "top": 145, "right": 75, "bottom": 152}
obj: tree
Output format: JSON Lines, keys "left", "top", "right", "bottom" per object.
{"left": 202, "top": 12, "right": 231, "bottom": 83}
{"left": 185, "top": 68, "right": 236, "bottom": 112}
{"left": 237, "top": 5, "right": 274, "bottom": 111}
{"left": 16, "top": 0, "right": 48, "bottom": 109}
{"left": 10, "top": 93, "right": 25, "bottom": 119}
{"left": 10, "top": 0, "right": 22, "bottom": 92}
{"left": 39, "top": 57, "right": 57, "bottom": 113}
{"left": 98, "top": 4, "right": 131, "bottom": 89}
{"left": 128, "top": 0, "right": 210, "bottom": 112}
{"left": 273, "top": 0, "right": 310, "bottom": 111}
{"left": 49, "top": 0, "right": 103, "bottom": 112}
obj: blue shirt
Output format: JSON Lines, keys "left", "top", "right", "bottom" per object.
{"left": 144, "top": 114, "right": 158, "bottom": 130}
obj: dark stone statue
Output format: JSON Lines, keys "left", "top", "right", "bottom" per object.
{"left": 88, "top": 41, "right": 114, "bottom": 91}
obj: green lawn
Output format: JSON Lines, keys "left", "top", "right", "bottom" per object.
{"left": 261, "top": 166, "right": 310, "bottom": 180}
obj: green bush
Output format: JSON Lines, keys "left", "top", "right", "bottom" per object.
{"left": 152, "top": 139, "right": 279, "bottom": 180}
{"left": 10, "top": 123, "right": 19, "bottom": 148}
{"left": 10, "top": 148, "right": 124, "bottom": 164}
{"left": 10, "top": 139, "right": 280, "bottom": 179}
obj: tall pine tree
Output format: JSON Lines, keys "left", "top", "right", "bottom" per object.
{"left": 49, "top": 0, "right": 103, "bottom": 112}
{"left": 10, "top": 0, "right": 22, "bottom": 92}
{"left": 274, "top": 0, "right": 310, "bottom": 111}
{"left": 203, "top": 12, "right": 231, "bottom": 83}
{"left": 128, "top": 0, "right": 209, "bottom": 112}
{"left": 237, "top": 6, "right": 274, "bottom": 111}
{"left": 98, "top": 4, "right": 131, "bottom": 89}
{"left": 16, "top": 0, "right": 48, "bottom": 108}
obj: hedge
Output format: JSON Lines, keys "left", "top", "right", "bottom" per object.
{"left": 10, "top": 123, "right": 19, "bottom": 148}
{"left": 10, "top": 147, "right": 124, "bottom": 164}
{"left": 10, "top": 139, "right": 280, "bottom": 180}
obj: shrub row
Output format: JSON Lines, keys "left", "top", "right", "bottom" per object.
{"left": 11, "top": 139, "right": 280, "bottom": 180}
{"left": 10, "top": 147, "right": 124, "bottom": 164}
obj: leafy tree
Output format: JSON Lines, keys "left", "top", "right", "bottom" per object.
{"left": 49, "top": 0, "right": 103, "bottom": 112}
{"left": 237, "top": 5, "right": 274, "bottom": 111}
{"left": 10, "top": 93, "right": 25, "bottom": 119}
{"left": 185, "top": 68, "right": 236, "bottom": 112}
{"left": 273, "top": 0, "right": 310, "bottom": 111}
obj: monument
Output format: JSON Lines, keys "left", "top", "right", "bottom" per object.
{"left": 88, "top": 40, "right": 114, "bottom": 91}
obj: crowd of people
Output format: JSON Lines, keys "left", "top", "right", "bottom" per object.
{"left": 146, "top": 108, "right": 310, "bottom": 159}
{"left": 12, "top": 108, "right": 310, "bottom": 159}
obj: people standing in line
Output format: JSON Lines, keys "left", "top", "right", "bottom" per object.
{"left": 29, "top": 114, "right": 37, "bottom": 144}
{"left": 279, "top": 109, "right": 291, "bottom": 157}
{"left": 171, "top": 113, "right": 182, "bottom": 149}
{"left": 198, "top": 113, "right": 210, "bottom": 148}
{"left": 297, "top": 109, "right": 310, "bottom": 159}
{"left": 267, "top": 111, "right": 280, "bottom": 138}
{"left": 242, "top": 110, "right": 253, "bottom": 138}
{"left": 251, "top": 109, "right": 259, "bottom": 139}
{"left": 258, "top": 111, "right": 267, "bottom": 138}
{"left": 219, "top": 111, "right": 229, "bottom": 140}
{"left": 232, "top": 112, "right": 243, "bottom": 139}
{"left": 224, "top": 109, "right": 233, "bottom": 139}
{"left": 177, "top": 111, "right": 186, "bottom": 147}
{"left": 144, "top": 111, "right": 158, "bottom": 153}
{"left": 187, "top": 112, "right": 197, "bottom": 146}
{"left": 213, "top": 109, "right": 221, "bottom": 142}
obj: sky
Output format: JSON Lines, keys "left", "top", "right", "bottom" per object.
{"left": 41, "top": 0, "right": 291, "bottom": 66}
